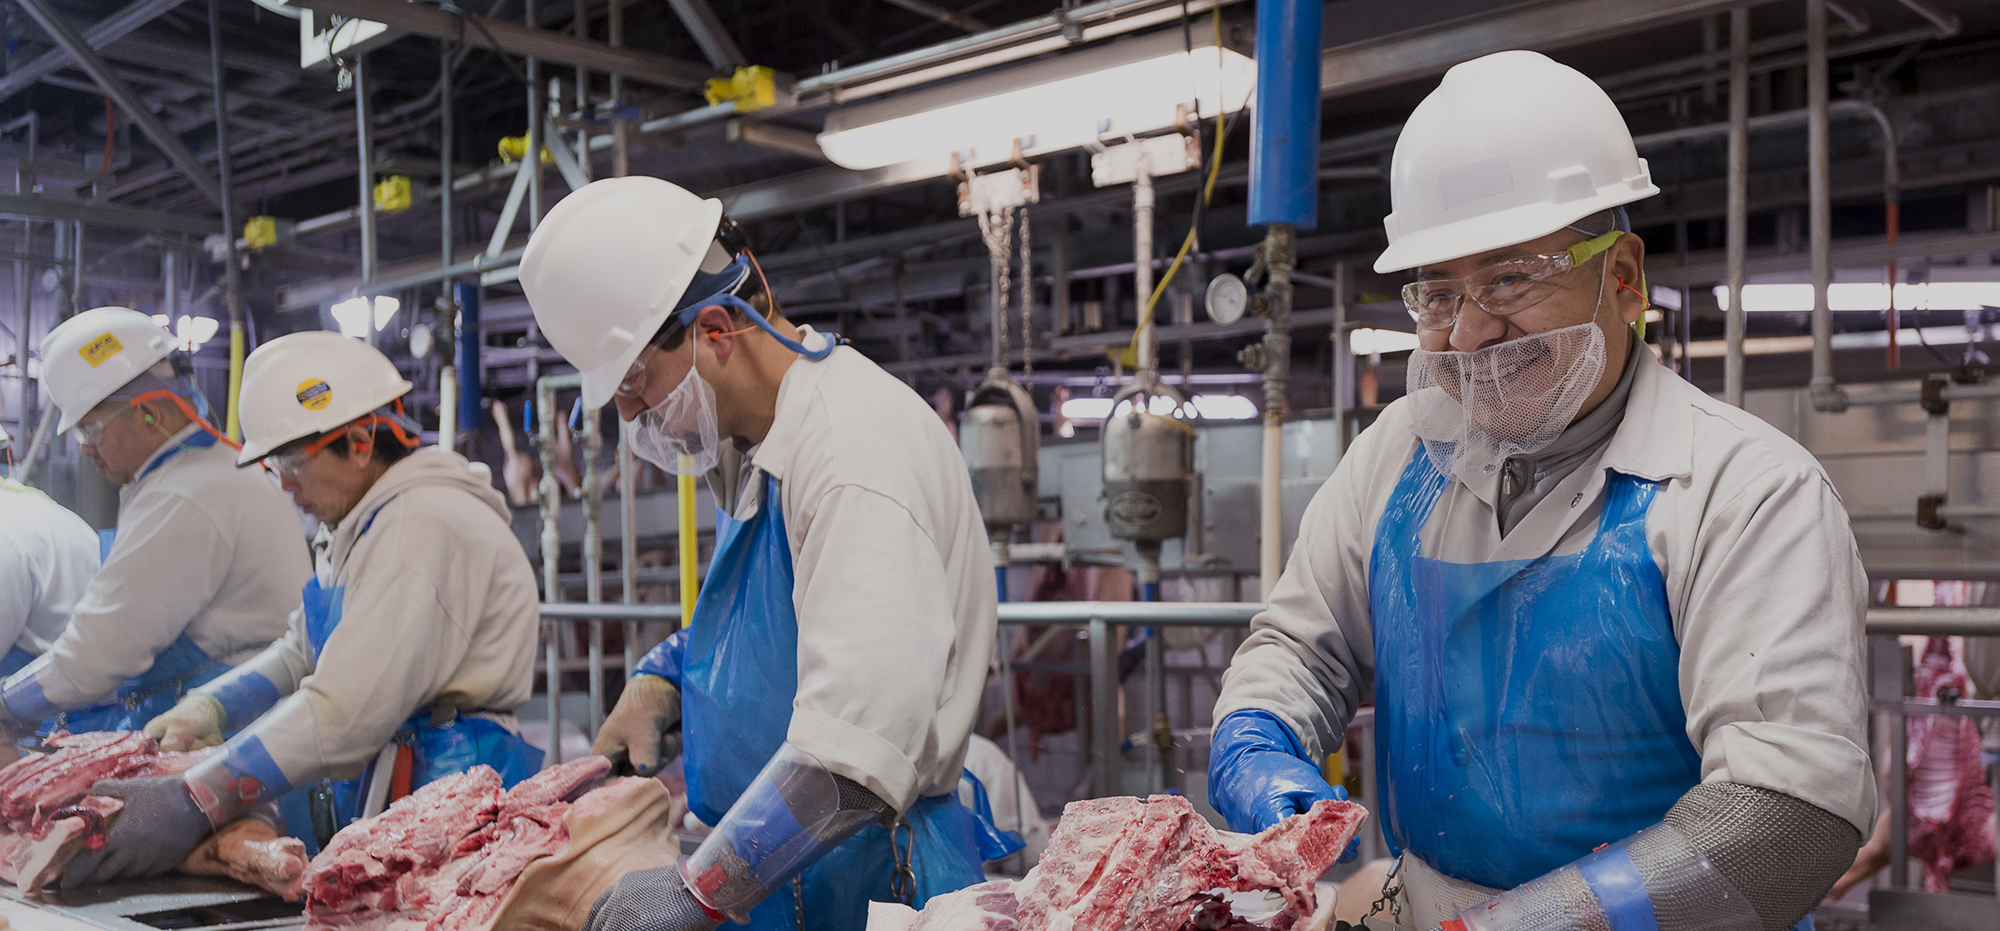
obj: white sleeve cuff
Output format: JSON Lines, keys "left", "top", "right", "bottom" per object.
{"left": 787, "top": 707, "right": 921, "bottom": 813}
{"left": 1701, "top": 720, "right": 1878, "bottom": 835}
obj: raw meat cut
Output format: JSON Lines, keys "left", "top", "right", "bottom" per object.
{"left": 912, "top": 880, "right": 1021, "bottom": 931}
{"left": 301, "top": 756, "right": 638, "bottom": 931}
{"left": 927, "top": 796, "right": 1366, "bottom": 931}
{"left": 0, "top": 731, "right": 209, "bottom": 891}
{"left": 180, "top": 815, "right": 311, "bottom": 900}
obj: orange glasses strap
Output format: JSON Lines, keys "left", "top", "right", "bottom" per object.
{"left": 126, "top": 390, "right": 243, "bottom": 451}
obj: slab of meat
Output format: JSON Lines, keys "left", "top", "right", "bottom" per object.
{"left": 180, "top": 815, "right": 311, "bottom": 901}
{"left": 939, "top": 796, "right": 1365, "bottom": 931}
{"left": 0, "top": 731, "right": 153, "bottom": 830}
{"left": 303, "top": 756, "right": 638, "bottom": 931}
{"left": 912, "top": 880, "right": 1022, "bottom": 931}
{"left": 0, "top": 732, "right": 230, "bottom": 891}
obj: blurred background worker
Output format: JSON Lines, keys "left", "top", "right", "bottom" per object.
{"left": 0, "top": 443, "right": 100, "bottom": 680}
{"left": 1207, "top": 51, "right": 1875, "bottom": 931}
{"left": 0, "top": 308, "right": 303, "bottom": 737}
{"left": 66, "top": 332, "right": 542, "bottom": 883}
{"left": 518, "top": 176, "right": 1008, "bottom": 931}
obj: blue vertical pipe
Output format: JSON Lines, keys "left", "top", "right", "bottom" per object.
{"left": 455, "top": 281, "right": 482, "bottom": 432}
{"left": 1248, "top": 0, "right": 1324, "bottom": 229}
{"left": 996, "top": 566, "right": 1008, "bottom": 603}
{"left": 1141, "top": 582, "right": 1161, "bottom": 602}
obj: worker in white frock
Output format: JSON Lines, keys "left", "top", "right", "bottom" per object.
{"left": 63, "top": 333, "right": 542, "bottom": 882}
{"left": 517, "top": 176, "right": 1009, "bottom": 931}
{"left": 0, "top": 461, "right": 100, "bottom": 679}
{"left": 1207, "top": 51, "right": 1875, "bottom": 931}
{"left": 0, "top": 308, "right": 304, "bottom": 738}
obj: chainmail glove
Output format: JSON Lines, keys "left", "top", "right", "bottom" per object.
{"left": 146, "top": 694, "right": 227, "bottom": 752}
{"left": 60, "top": 777, "right": 217, "bottom": 888}
{"left": 585, "top": 865, "right": 721, "bottom": 931}
{"left": 592, "top": 675, "right": 682, "bottom": 777}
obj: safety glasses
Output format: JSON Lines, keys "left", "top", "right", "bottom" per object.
{"left": 1403, "top": 230, "right": 1623, "bottom": 332}
{"left": 615, "top": 343, "right": 663, "bottom": 401}
{"left": 73, "top": 405, "right": 139, "bottom": 445}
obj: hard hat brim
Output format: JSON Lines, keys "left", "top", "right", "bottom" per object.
{"left": 1374, "top": 183, "right": 1659, "bottom": 274}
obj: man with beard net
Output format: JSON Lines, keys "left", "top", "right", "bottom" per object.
{"left": 1205, "top": 50, "right": 1875, "bottom": 931}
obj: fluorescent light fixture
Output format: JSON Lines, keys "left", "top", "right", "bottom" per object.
{"left": 331, "top": 295, "right": 401, "bottom": 338}
{"left": 1714, "top": 282, "right": 2000, "bottom": 313}
{"left": 818, "top": 29, "right": 1255, "bottom": 172}
{"left": 1649, "top": 286, "right": 1683, "bottom": 311}
{"left": 151, "top": 313, "right": 220, "bottom": 352}
{"left": 1059, "top": 394, "right": 1257, "bottom": 421}
{"left": 1188, "top": 394, "right": 1257, "bottom": 419}
{"left": 1349, "top": 328, "right": 1421, "bottom": 356}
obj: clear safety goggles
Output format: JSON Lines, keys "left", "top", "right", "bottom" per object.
{"left": 73, "top": 404, "right": 141, "bottom": 445}
{"left": 1403, "top": 230, "right": 1624, "bottom": 332}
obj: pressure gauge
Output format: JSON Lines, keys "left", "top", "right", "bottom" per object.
{"left": 408, "top": 322, "right": 434, "bottom": 358}
{"left": 1205, "top": 273, "right": 1249, "bottom": 325}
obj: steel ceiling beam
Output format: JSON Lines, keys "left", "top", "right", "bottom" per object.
{"left": 664, "top": 0, "right": 747, "bottom": 69}
{"left": 1320, "top": 0, "right": 1757, "bottom": 96}
{"left": 879, "top": 0, "right": 989, "bottom": 33}
{"left": 0, "top": 0, "right": 187, "bottom": 102}
{"left": 290, "top": 0, "right": 717, "bottom": 90}
{"left": 13, "top": 0, "right": 227, "bottom": 210}
{"left": 0, "top": 193, "right": 221, "bottom": 235}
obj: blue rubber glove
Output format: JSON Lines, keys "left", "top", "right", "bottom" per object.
{"left": 1208, "top": 711, "right": 1357, "bottom": 862}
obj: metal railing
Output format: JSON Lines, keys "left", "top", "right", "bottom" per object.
{"left": 536, "top": 600, "right": 1984, "bottom": 891}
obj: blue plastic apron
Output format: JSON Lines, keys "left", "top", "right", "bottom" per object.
{"left": 680, "top": 474, "right": 988, "bottom": 931}
{"left": 43, "top": 432, "right": 234, "bottom": 735}
{"left": 1369, "top": 449, "right": 1704, "bottom": 889}
{"left": 49, "top": 633, "right": 229, "bottom": 735}
{"left": 275, "top": 499, "right": 542, "bottom": 852}
{"left": 0, "top": 647, "right": 36, "bottom": 679}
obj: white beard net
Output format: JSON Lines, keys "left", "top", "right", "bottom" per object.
{"left": 630, "top": 342, "right": 723, "bottom": 477}
{"left": 1405, "top": 321, "right": 1608, "bottom": 483}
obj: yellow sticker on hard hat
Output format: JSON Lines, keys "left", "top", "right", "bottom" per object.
{"left": 296, "top": 379, "right": 332, "bottom": 410}
{"left": 78, "top": 332, "right": 124, "bottom": 368}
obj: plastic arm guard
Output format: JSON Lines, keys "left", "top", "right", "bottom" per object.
{"left": 1447, "top": 783, "right": 1862, "bottom": 931}
{"left": 182, "top": 734, "right": 291, "bottom": 829}
{"left": 1208, "top": 710, "right": 1349, "bottom": 834}
{"left": 679, "top": 742, "right": 891, "bottom": 922}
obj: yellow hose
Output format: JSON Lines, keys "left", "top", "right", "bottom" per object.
{"left": 1120, "top": 9, "right": 1234, "bottom": 366}
{"left": 224, "top": 321, "right": 244, "bottom": 441}
{"left": 677, "top": 461, "right": 698, "bottom": 630}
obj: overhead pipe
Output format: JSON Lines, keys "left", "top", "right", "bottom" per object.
{"left": 354, "top": 53, "right": 378, "bottom": 349}
{"left": 438, "top": 41, "right": 459, "bottom": 446}
{"left": 1247, "top": 0, "right": 1321, "bottom": 599}
{"left": 208, "top": 0, "right": 245, "bottom": 440}
{"left": 1724, "top": 5, "right": 1748, "bottom": 408}
{"left": 1806, "top": 0, "right": 1845, "bottom": 412}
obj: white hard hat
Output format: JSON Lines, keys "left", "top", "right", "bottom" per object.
{"left": 1373, "top": 50, "right": 1659, "bottom": 274}
{"left": 40, "top": 306, "right": 177, "bottom": 434}
{"left": 519, "top": 176, "right": 726, "bottom": 410}
{"left": 236, "top": 330, "right": 414, "bottom": 465}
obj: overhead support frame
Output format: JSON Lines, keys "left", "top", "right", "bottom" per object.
{"left": 664, "top": 0, "right": 748, "bottom": 69}
{"left": 0, "top": 0, "right": 188, "bottom": 102}
{"left": 13, "top": 0, "right": 227, "bottom": 210}
{"left": 291, "top": 0, "right": 718, "bottom": 91}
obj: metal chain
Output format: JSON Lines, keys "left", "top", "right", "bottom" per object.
{"left": 1017, "top": 207, "right": 1032, "bottom": 375}
{"left": 1365, "top": 856, "right": 1405, "bottom": 925}
{"left": 976, "top": 205, "right": 1016, "bottom": 368}
{"left": 889, "top": 816, "right": 918, "bottom": 905}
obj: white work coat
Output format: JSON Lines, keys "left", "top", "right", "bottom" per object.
{"left": 4, "top": 427, "right": 305, "bottom": 714}
{"left": 1215, "top": 349, "right": 1879, "bottom": 837}
{"left": 0, "top": 480, "right": 100, "bottom": 658}
{"left": 205, "top": 447, "right": 540, "bottom": 785}
{"left": 738, "top": 331, "right": 999, "bottom": 812}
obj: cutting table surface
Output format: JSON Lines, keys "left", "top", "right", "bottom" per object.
{"left": 1, "top": 877, "right": 302, "bottom": 931}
